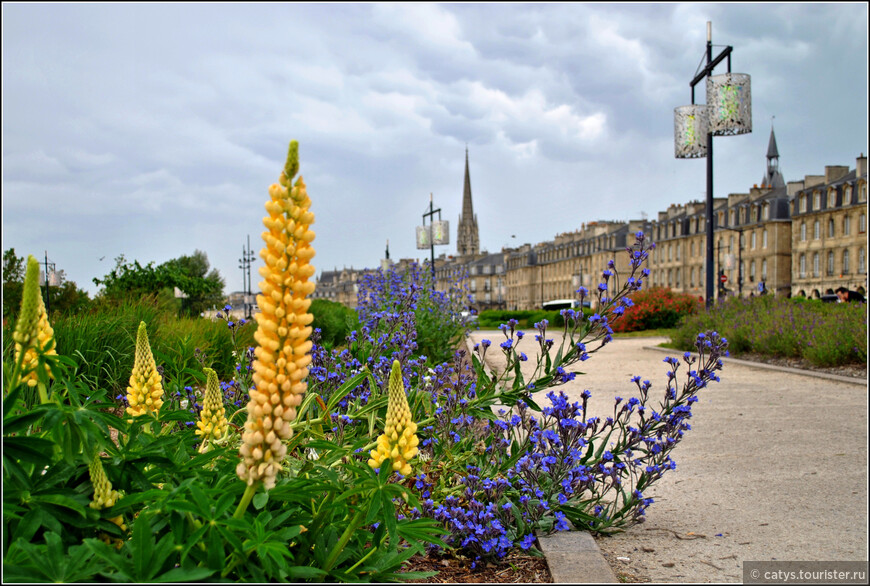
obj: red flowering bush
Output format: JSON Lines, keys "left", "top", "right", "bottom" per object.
{"left": 611, "top": 287, "right": 703, "bottom": 333}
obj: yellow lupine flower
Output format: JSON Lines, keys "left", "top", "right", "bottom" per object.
{"left": 368, "top": 360, "right": 419, "bottom": 476}
{"left": 88, "top": 458, "right": 126, "bottom": 531}
{"left": 13, "top": 256, "right": 56, "bottom": 387}
{"left": 125, "top": 321, "right": 164, "bottom": 417}
{"left": 196, "top": 367, "right": 228, "bottom": 446}
{"left": 237, "top": 140, "right": 316, "bottom": 490}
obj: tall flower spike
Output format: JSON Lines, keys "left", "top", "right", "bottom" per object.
{"left": 88, "top": 458, "right": 126, "bottom": 531}
{"left": 368, "top": 360, "right": 419, "bottom": 476}
{"left": 125, "top": 321, "right": 164, "bottom": 417}
{"left": 196, "top": 367, "right": 228, "bottom": 448}
{"left": 13, "top": 256, "right": 56, "bottom": 387}
{"left": 237, "top": 140, "right": 316, "bottom": 490}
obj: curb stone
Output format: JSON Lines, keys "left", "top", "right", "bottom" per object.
{"left": 463, "top": 335, "right": 619, "bottom": 584}
{"left": 535, "top": 530, "right": 618, "bottom": 583}
{"left": 642, "top": 344, "right": 867, "bottom": 386}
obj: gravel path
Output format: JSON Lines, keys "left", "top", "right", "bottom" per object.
{"left": 466, "top": 330, "right": 868, "bottom": 583}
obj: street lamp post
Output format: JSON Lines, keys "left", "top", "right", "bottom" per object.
{"left": 238, "top": 235, "right": 256, "bottom": 319}
{"left": 417, "top": 193, "right": 449, "bottom": 281}
{"left": 675, "top": 21, "right": 751, "bottom": 308}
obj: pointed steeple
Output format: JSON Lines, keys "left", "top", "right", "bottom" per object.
{"left": 766, "top": 126, "right": 779, "bottom": 159}
{"left": 457, "top": 146, "right": 480, "bottom": 257}
{"left": 761, "top": 123, "right": 785, "bottom": 189}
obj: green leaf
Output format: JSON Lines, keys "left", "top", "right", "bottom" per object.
{"left": 252, "top": 491, "right": 269, "bottom": 510}
{"left": 31, "top": 493, "right": 88, "bottom": 518}
{"left": 151, "top": 567, "right": 215, "bottom": 583}
{"left": 131, "top": 515, "right": 154, "bottom": 580}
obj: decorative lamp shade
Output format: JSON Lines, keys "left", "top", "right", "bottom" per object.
{"left": 431, "top": 220, "right": 450, "bottom": 245}
{"left": 706, "top": 73, "right": 752, "bottom": 136}
{"left": 674, "top": 105, "right": 709, "bottom": 158}
{"left": 674, "top": 105, "right": 707, "bottom": 159}
{"left": 416, "top": 225, "right": 431, "bottom": 249}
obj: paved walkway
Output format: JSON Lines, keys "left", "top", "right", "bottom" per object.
{"left": 467, "top": 330, "right": 868, "bottom": 583}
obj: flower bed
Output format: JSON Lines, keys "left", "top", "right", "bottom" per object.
{"left": 3, "top": 141, "right": 728, "bottom": 582}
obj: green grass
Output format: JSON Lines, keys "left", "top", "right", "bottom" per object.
{"left": 3, "top": 296, "right": 255, "bottom": 399}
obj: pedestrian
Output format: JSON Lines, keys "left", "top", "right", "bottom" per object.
{"left": 835, "top": 286, "right": 865, "bottom": 303}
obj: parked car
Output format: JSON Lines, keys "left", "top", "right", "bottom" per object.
{"left": 459, "top": 310, "right": 478, "bottom": 325}
{"left": 820, "top": 294, "right": 839, "bottom": 303}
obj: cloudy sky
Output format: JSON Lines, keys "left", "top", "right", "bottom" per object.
{"left": 3, "top": 3, "right": 867, "bottom": 297}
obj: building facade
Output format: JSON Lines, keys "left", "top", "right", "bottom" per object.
{"left": 790, "top": 156, "right": 868, "bottom": 298}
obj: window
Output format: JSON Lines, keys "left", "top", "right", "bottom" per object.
{"left": 675, "top": 268, "right": 681, "bottom": 287}
{"left": 844, "top": 185, "right": 852, "bottom": 205}
{"left": 859, "top": 183, "right": 867, "bottom": 203}
{"left": 860, "top": 248, "right": 866, "bottom": 275}
{"left": 690, "top": 241, "right": 694, "bottom": 257}
{"left": 828, "top": 219, "right": 835, "bottom": 238}
{"left": 761, "top": 259, "right": 768, "bottom": 281}
{"left": 668, "top": 245, "right": 672, "bottom": 262}
{"left": 690, "top": 267, "right": 695, "bottom": 287}
{"left": 729, "top": 210, "right": 736, "bottom": 226}
{"left": 751, "top": 231, "right": 756, "bottom": 249}
{"left": 750, "top": 261, "right": 756, "bottom": 282}
{"left": 827, "top": 251, "right": 835, "bottom": 276}
{"left": 843, "top": 250, "right": 851, "bottom": 274}
{"left": 860, "top": 213, "right": 866, "bottom": 234}
{"left": 813, "top": 220, "right": 820, "bottom": 240}
{"left": 799, "top": 254, "right": 807, "bottom": 278}
{"left": 676, "top": 244, "right": 681, "bottom": 260}
{"left": 799, "top": 194, "right": 807, "bottom": 213}
{"left": 844, "top": 216, "right": 851, "bottom": 236}
{"left": 800, "top": 222, "right": 807, "bottom": 241}
{"left": 763, "top": 203, "right": 770, "bottom": 220}
{"left": 763, "top": 229, "right": 768, "bottom": 249}
{"left": 813, "top": 192, "right": 821, "bottom": 210}
{"left": 813, "top": 252, "right": 820, "bottom": 277}
{"left": 667, "top": 269, "right": 672, "bottom": 287}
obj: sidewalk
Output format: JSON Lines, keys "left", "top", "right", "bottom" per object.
{"left": 467, "top": 330, "right": 868, "bottom": 583}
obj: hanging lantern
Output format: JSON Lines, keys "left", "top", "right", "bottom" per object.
{"left": 416, "top": 225, "right": 431, "bottom": 249}
{"left": 431, "top": 220, "right": 450, "bottom": 245}
{"left": 674, "top": 105, "right": 709, "bottom": 158}
{"left": 706, "top": 73, "right": 752, "bottom": 136}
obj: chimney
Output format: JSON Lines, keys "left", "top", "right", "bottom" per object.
{"left": 803, "top": 175, "right": 825, "bottom": 188}
{"left": 857, "top": 153, "right": 867, "bottom": 178}
{"left": 824, "top": 165, "right": 850, "bottom": 184}
{"left": 787, "top": 180, "right": 805, "bottom": 197}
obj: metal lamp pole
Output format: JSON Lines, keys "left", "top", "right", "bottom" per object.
{"left": 239, "top": 235, "right": 256, "bottom": 318}
{"left": 422, "top": 193, "right": 442, "bottom": 281}
{"left": 679, "top": 21, "right": 750, "bottom": 307}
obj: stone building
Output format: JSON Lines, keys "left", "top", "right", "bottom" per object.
{"left": 790, "top": 154, "right": 868, "bottom": 298}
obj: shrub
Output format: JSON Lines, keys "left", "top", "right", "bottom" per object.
{"left": 609, "top": 287, "right": 702, "bottom": 333}
{"left": 310, "top": 298, "right": 358, "bottom": 349}
{"left": 671, "top": 295, "right": 867, "bottom": 367}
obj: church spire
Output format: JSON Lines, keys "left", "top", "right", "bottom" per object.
{"left": 761, "top": 121, "right": 785, "bottom": 189}
{"left": 457, "top": 146, "right": 480, "bottom": 257}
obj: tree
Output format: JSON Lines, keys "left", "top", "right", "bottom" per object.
{"left": 3, "top": 248, "right": 90, "bottom": 322}
{"left": 93, "top": 250, "right": 225, "bottom": 317}
{"left": 3, "top": 248, "right": 26, "bottom": 323}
